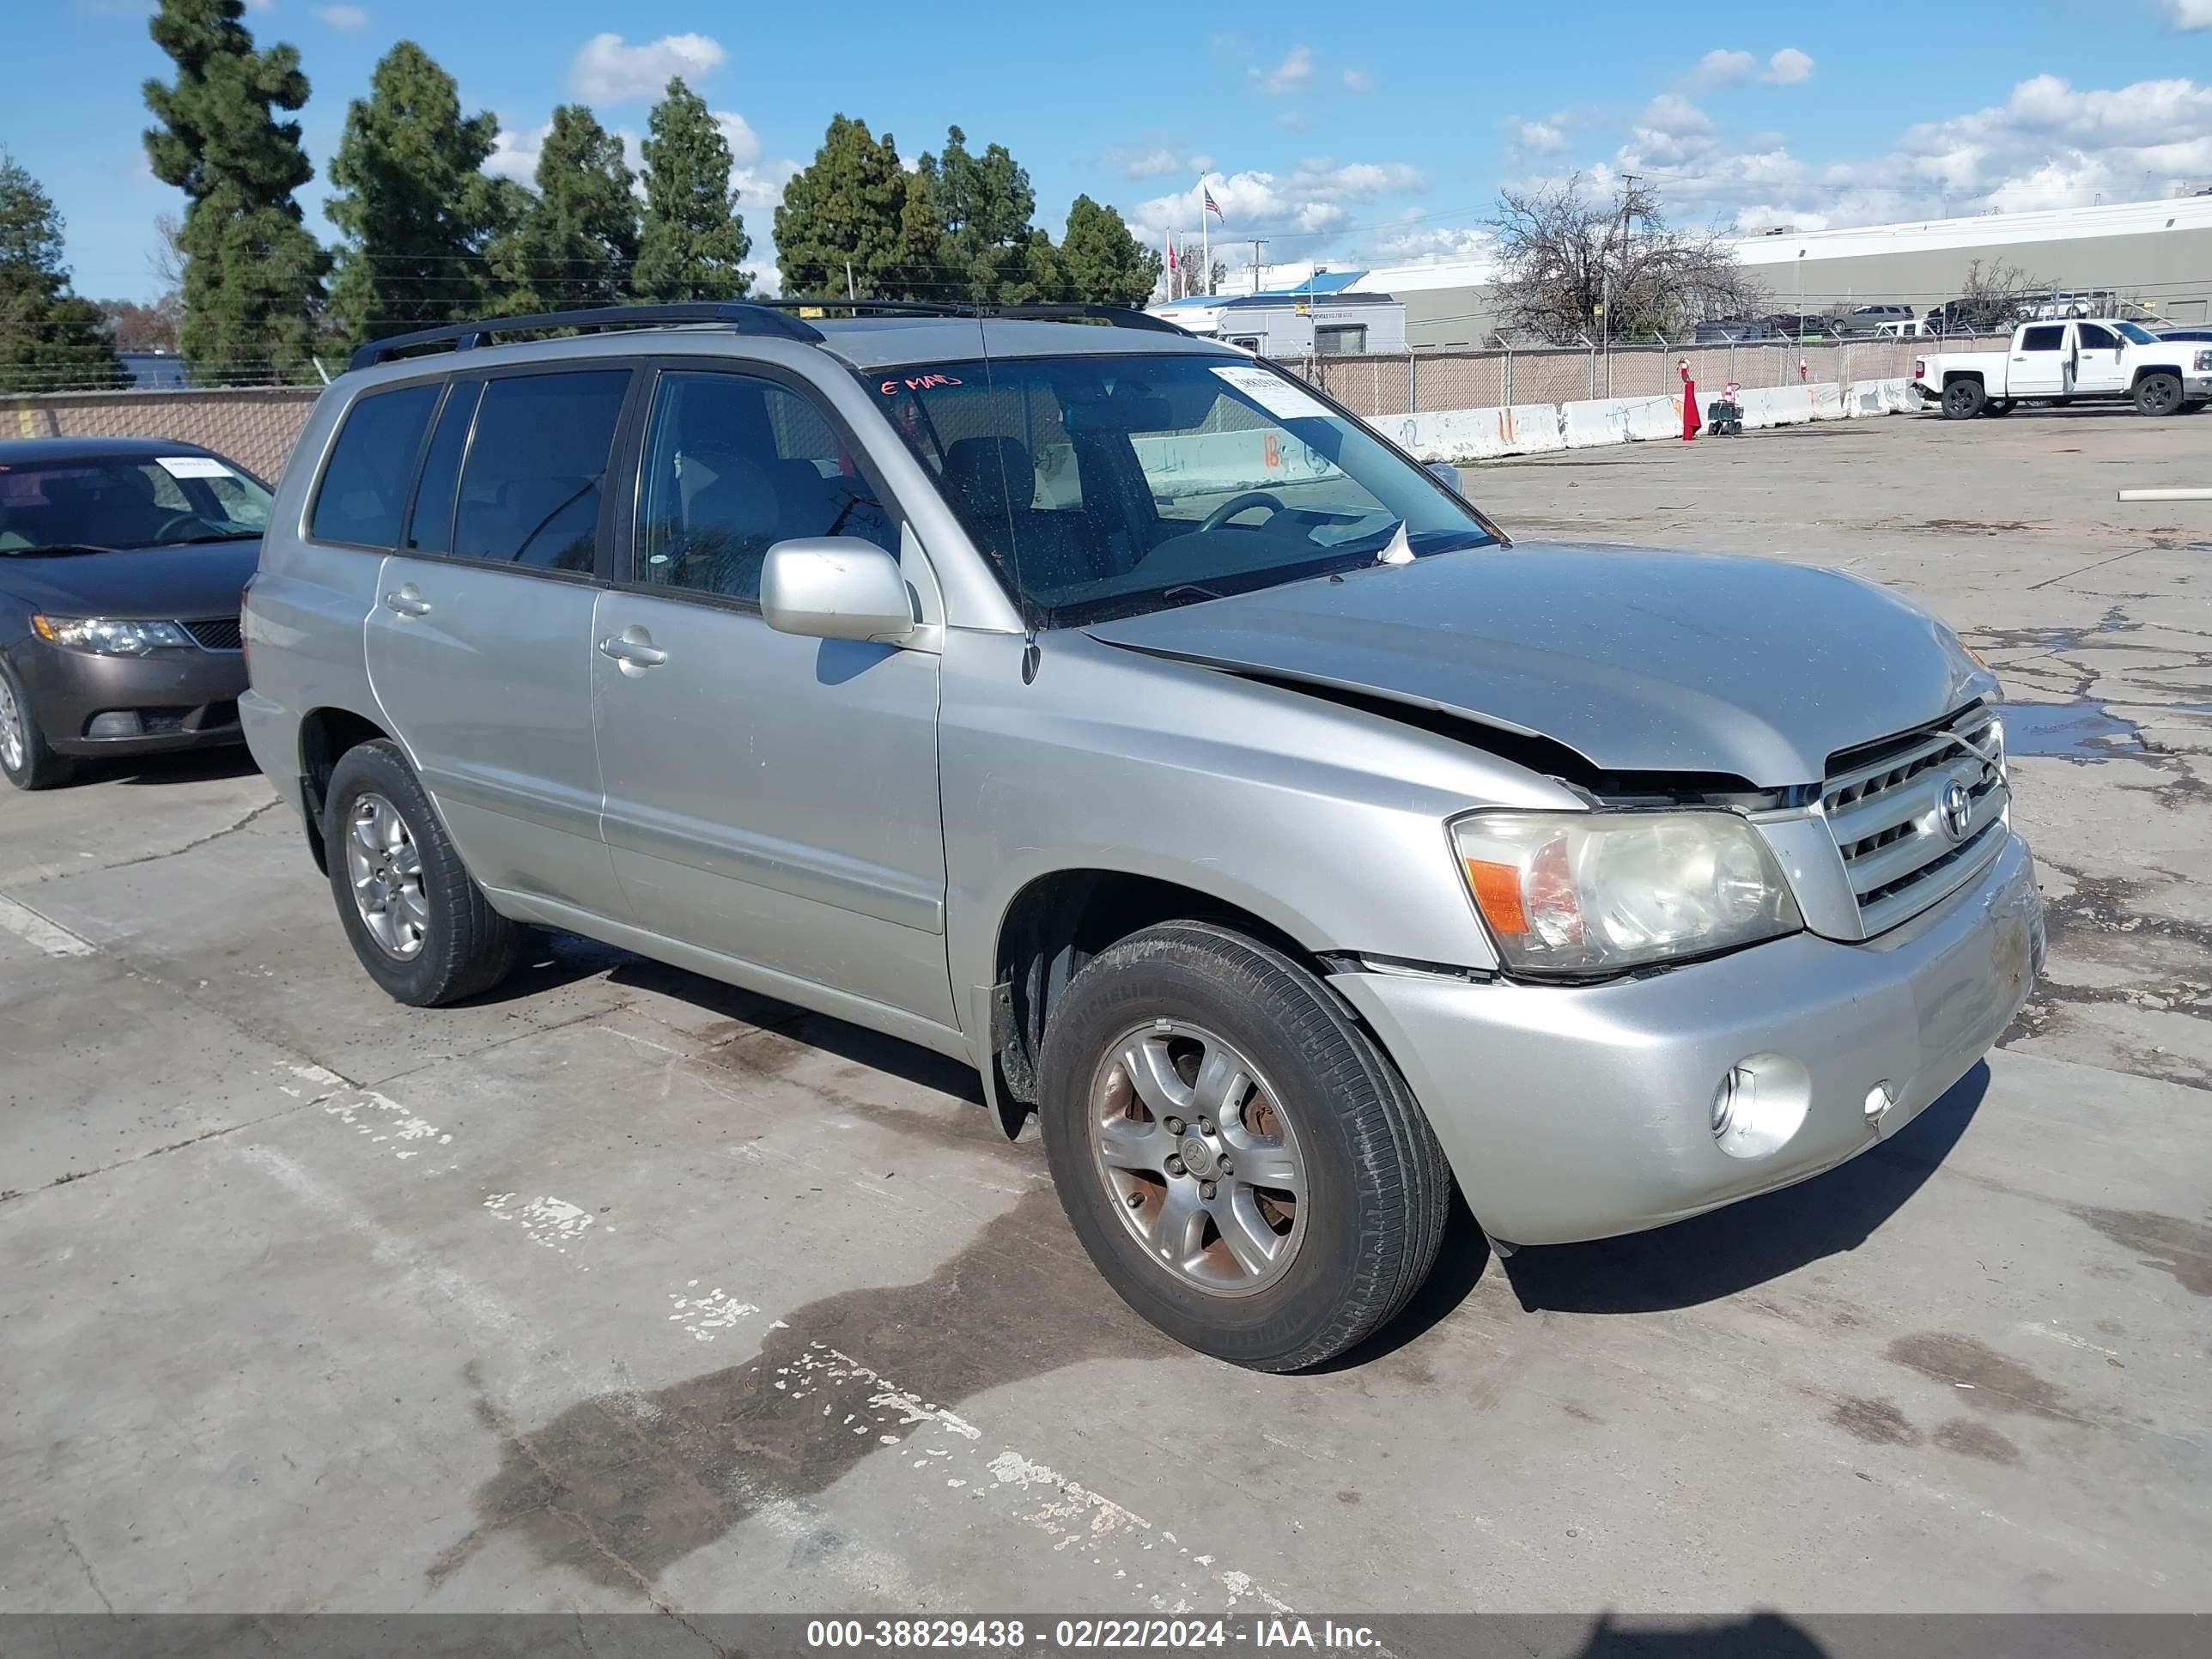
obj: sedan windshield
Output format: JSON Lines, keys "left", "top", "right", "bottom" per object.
{"left": 870, "top": 352, "right": 1503, "bottom": 625}
{"left": 0, "top": 455, "right": 272, "bottom": 554}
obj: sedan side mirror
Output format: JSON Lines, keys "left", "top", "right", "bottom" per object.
{"left": 759, "top": 538, "right": 915, "bottom": 642}
{"left": 1425, "top": 460, "right": 1463, "bottom": 494}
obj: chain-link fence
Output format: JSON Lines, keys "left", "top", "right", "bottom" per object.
{"left": 7, "top": 386, "right": 319, "bottom": 481}
{"left": 1293, "top": 334, "right": 2005, "bottom": 418}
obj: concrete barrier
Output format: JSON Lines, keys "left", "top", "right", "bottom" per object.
{"left": 1559, "top": 398, "right": 1632, "bottom": 448}
{"left": 1382, "top": 404, "right": 1564, "bottom": 461}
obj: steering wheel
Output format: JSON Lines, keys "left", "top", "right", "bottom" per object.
{"left": 1199, "top": 490, "right": 1285, "bottom": 534}
{"left": 150, "top": 511, "right": 206, "bottom": 543}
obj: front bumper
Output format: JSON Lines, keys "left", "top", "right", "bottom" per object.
{"left": 1334, "top": 831, "right": 2042, "bottom": 1247}
{"left": 9, "top": 638, "right": 247, "bottom": 757}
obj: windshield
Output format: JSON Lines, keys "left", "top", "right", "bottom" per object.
{"left": 869, "top": 351, "right": 1503, "bottom": 625}
{"left": 2116, "top": 321, "right": 2159, "bottom": 344}
{"left": 0, "top": 454, "right": 272, "bottom": 554}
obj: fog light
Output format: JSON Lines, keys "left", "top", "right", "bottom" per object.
{"left": 85, "top": 711, "right": 143, "bottom": 739}
{"left": 1711, "top": 1068, "right": 1744, "bottom": 1137}
{"left": 1863, "top": 1081, "right": 1894, "bottom": 1121}
{"left": 1711, "top": 1054, "right": 1812, "bottom": 1159}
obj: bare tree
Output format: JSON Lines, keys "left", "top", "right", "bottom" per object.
{"left": 1487, "top": 174, "right": 1765, "bottom": 343}
{"left": 1166, "top": 248, "right": 1225, "bottom": 301}
{"left": 1950, "top": 258, "right": 2048, "bottom": 331}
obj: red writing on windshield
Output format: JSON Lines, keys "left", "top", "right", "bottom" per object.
{"left": 879, "top": 373, "right": 963, "bottom": 394}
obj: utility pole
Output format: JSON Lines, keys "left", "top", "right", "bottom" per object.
{"left": 1250, "top": 238, "right": 1267, "bottom": 295}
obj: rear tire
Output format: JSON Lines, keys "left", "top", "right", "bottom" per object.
{"left": 0, "top": 658, "right": 72, "bottom": 791}
{"left": 2134, "top": 373, "right": 2185, "bottom": 416}
{"left": 1942, "top": 380, "right": 1985, "bottom": 420}
{"left": 323, "top": 739, "right": 520, "bottom": 1006}
{"left": 1037, "top": 921, "right": 1452, "bottom": 1372}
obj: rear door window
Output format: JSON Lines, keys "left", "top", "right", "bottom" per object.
{"left": 309, "top": 382, "right": 441, "bottom": 547}
{"left": 2020, "top": 325, "right": 2065, "bottom": 352}
{"left": 453, "top": 370, "right": 630, "bottom": 573}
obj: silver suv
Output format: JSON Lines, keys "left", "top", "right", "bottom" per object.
{"left": 241, "top": 301, "right": 2044, "bottom": 1370}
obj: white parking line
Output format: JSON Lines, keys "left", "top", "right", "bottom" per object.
{"left": 0, "top": 894, "right": 95, "bottom": 957}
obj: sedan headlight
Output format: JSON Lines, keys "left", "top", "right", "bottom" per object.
{"left": 30, "top": 616, "right": 196, "bottom": 656}
{"left": 1451, "top": 810, "right": 1802, "bottom": 977}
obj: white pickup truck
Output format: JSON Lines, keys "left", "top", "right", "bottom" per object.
{"left": 1913, "top": 318, "right": 2212, "bottom": 419}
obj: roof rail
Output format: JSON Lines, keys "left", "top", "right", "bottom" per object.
{"left": 347, "top": 302, "right": 824, "bottom": 373}
{"left": 762, "top": 298, "right": 1189, "bottom": 336}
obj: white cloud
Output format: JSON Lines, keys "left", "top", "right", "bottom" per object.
{"left": 1254, "top": 46, "right": 1313, "bottom": 94}
{"left": 1126, "top": 160, "right": 1425, "bottom": 252}
{"left": 314, "top": 3, "right": 367, "bottom": 27}
{"left": 713, "top": 111, "right": 762, "bottom": 167}
{"left": 1764, "top": 48, "right": 1814, "bottom": 86}
{"left": 1514, "top": 114, "right": 1569, "bottom": 152}
{"left": 1692, "top": 50, "right": 1756, "bottom": 89}
{"left": 487, "top": 122, "right": 549, "bottom": 184}
{"left": 569, "top": 32, "right": 726, "bottom": 102}
{"left": 1113, "top": 146, "right": 1213, "bottom": 180}
{"left": 1343, "top": 68, "right": 1376, "bottom": 94}
{"left": 2172, "top": 0, "right": 2212, "bottom": 26}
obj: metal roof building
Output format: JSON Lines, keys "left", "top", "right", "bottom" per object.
{"left": 1333, "top": 193, "right": 2212, "bottom": 346}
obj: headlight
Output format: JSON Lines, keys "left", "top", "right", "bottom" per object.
{"left": 1451, "top": 810, "right": 1802, "bottom": 977}
{"left": 30, "top": 616, "right": 196, "bottom": 656}
{"left": 2195, "top": 349, "right": 2212, "bottom": 374}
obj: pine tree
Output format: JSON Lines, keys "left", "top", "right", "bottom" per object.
{"left": 143, "top": 0, "right": 326, "bottom": 381}
{"left": 1058, "top": 196, "right": 1161, "bottom": 307}
{"left": 631, "top": 79, "right": 750, "bottom": 303}
{"left": 488, "top": 105, "right": 639, "bottom": 313}
{"left": 775, "top": 115, "right": 928, "bottom": 300}
{"left": 0, "top": 153, "right": 125, "bottom": 392}
{"left": 324, "top": 42, "right": 509, "bottom": 344}
{"left": 914, "top": 126, "right": 1036, "bottom": 302}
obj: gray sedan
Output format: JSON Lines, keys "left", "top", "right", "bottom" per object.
{"left": 0, "top": 437, "right": 268, "bottom": 789}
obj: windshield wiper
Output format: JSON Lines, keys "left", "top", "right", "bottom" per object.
{"left": 162, "top": 532, "right": 262, "bottom": 544}
{"left": 1160, "top": 583, "right": 1224, "bottom": 606}
{"left": 0, "top": 542, "right": 125, "bottom": 557}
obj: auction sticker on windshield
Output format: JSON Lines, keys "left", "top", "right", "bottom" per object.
{"left": 1212, "top": 364, "right": 1332, "bottom": 422}
{"left": 155, "top": 455, "right": 234, "bottom": 479}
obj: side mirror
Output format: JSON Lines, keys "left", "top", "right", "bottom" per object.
{"left": 759, "top": 538, "right": 915, "bottom": 642}
{"left": 1425, "top": 460, "right": 1462, "bottom": 494}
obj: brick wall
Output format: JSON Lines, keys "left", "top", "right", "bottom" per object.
{"left": 8, "top": 387, "right": 320, "bottom": 483}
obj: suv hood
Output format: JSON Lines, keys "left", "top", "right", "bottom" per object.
{"left": 1086, "top": 544, "right": 1994, "bottom": 788}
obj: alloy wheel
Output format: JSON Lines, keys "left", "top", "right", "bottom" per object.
{"left": 0, "top": 674, "right": 24, "bottom": 774}
{"left": 344, "top": 792, "right": 430, "bottom": 961}
{"left": 1089, "top": 1020, "right": 1308, "bottom": 1296}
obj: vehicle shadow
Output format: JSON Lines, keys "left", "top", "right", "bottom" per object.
{"left": 1500, "top": 1061, "right": 1989, "bottom": 1316}
{"left": 90, "top": 744, "right": 263, "bottom": 787}
{"left": 1561, "top": 1613, "right": 1832, "bottom": 1658}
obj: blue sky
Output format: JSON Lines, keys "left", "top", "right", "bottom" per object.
{"left": 10, "top": 0, "right": 2212, "bottom": 301}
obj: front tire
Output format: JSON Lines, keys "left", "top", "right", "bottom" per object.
{"left": 1942, "top": 380, "right": 1986, "bottom": 420}
{"left": 2135, "top": 373, "right": 2185, "bottom": 416}
{"left": 323, "top": 739, "right": 520, "bottom": 1006}
{"left": 1038, "top": 922, "right": 1452, "bottom": 1371}
{"left": 0, "top": 658, "right": 72, "bottom": 791}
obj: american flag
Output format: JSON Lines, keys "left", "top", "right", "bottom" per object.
{"left": 1203, "top": 189, "right": 1224, "bottom": 223}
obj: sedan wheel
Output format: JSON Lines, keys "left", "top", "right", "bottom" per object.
{"left": 0, "top": 674, "right": 24, "bottom": 775}
{"left": 1090, "top": 1020, "right": 1308, "bottom": 1296}
{"left": 343, "top": 792, "right": 431, "bottom": 961}
{"left": 0, "top": 659, "right": 71, "bottom": 790}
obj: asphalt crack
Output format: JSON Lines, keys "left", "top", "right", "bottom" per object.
{"left": 100, "top": 797, "right": 283, "bottom": 873}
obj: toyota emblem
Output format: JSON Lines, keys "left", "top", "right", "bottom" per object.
{"left": 1938, "top": 781, "right": 1972, "bottom": 842}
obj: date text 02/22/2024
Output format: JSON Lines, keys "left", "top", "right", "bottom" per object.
{"left": 802, "top": 1618, "right": 1384, "bottom": 1652}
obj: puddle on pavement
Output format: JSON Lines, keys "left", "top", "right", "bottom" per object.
{"left": 1998, "top": 700, "right": 2145, "bottom": 760}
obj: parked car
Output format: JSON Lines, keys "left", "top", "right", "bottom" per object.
{"left": 1764, "top": 312, "right": 1838, "bottom": 340}
{"left": 2151, "top": 325, "right": 2212, "bottom": 343}
{"left": 1694, "top": 319, "right": 1776, "bottom": 343}
{"left": 1, "top": 437, "right": 268, "bottom": 789}
{"left": 1872, "top": 319, "right": 1934, "bottom": 338}
{"left": 243, "top": 301, "right": 2045, "bottom": 1371}
{"left": 1913, "top": 318, "right": 2212, "bottom": 418}
{"left": 1832, "top": 304, "right": 1915, "bottom": 337}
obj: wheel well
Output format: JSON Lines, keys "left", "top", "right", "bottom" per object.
{"left": 989, "top": 870, "right": 1316, "bottom": 1110}
{"left": 297, "top": 707, "right": 391, "bottom": 872}
{"left": 2130, "top": 364, "right": 2180, "bottom": 386}
{"left": 1942, "top": 370, "right": 1984, "bottom": 388}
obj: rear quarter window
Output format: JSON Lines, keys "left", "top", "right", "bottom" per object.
{"left": 308, "top": 382, "right": 441, "bottom": 547}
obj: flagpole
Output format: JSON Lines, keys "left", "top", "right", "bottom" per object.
{"left": 1200, "top": 179, "right": 1209, "bottom": 298}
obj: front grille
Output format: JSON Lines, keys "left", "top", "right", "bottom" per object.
{"left": 1821, "top": 702, "right": 2008, "bottom": 936}
{"left": 184, "top": 617, "right": 243, "bottom": 651}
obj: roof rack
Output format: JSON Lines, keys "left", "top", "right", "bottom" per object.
{"left": 348, "top": 302, "right": 825, "bottom": 372}
{"left": 762, "top": 299, "right": 1190, "bottom": 336}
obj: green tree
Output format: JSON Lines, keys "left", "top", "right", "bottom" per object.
{"left": 630, "top": 78, "right": 750, "bottom": 302}
{"left": 913, "top": 125, "right": 1037, "bottom": 302}
{"left": 776, "top": 114, "right": 932, "bottom": 300}
{"left": 325, "top": 41, "right": 511, "bottom": 345}
{"left": 489, "top": 104, "right": 639, "bottom": 313}
{"left": 1058, "top": 196, "right": 1162, "bottom": 307}
{"left": 0, "top": 153, "right": 125, "bottom": 392}
{"left": 143, "top": 0, "right": 326, "bottom": 381}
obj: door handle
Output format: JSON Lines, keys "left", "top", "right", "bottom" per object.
{"left": 382, "top": 588, "right": 432, "bottom": 617}
{"left": 599, "top": 635, "right": 668, "bottom": 668}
